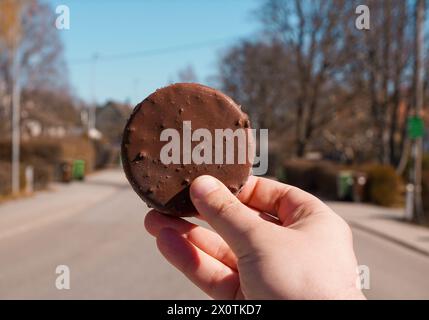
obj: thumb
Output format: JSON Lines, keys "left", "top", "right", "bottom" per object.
{"left": 190, "top": 175, "right": 264, "bottom": 258}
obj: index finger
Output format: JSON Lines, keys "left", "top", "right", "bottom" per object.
{"left": 238, "top": 176, "right": 327, "bottom": 224}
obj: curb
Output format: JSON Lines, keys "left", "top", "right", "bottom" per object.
{"left": 348, "top": 221, "right": 429, "bottom": 257}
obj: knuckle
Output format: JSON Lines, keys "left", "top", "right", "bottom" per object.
{"left": 215, "top": 196, "right": 241, "bottom": 219}
{"left": 214, "top": 241, "right": 232, "bottom": 264}
{"left": 240, "top": 220, "right": 262, "bottom": 239}
{"left": 235, "top": 222, "right": 265, "bottom": 258}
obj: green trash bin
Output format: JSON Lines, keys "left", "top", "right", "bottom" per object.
{"left": 337, "top": 171, "right": 354, "bottom": 201}
{"left": 72, "top": 160, "right": 85, "bottom": 181}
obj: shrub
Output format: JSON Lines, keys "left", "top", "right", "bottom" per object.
{"left": 266, "top": 150, "right": 282, "bottom": 177}
{"left": 0, "top": 161, "right": 12, "bottom": 195}
{"left": 364, "top": 164, "right": 401, "bottom": 207}
{"left": 280, "top": 160, "right": 340, "bottom": 200}
{"left": 311, "top": 162, "right": 339, "bottom": 199}
{"left": 22, "top": 141, "right": 62, "bottom": 165}
{"left": 58, "top": 136, "right": 96, "bottom": 173}
{"left": 423, "top": 154, "right": 429, "bottom": 171}
{"left": 0, "top": 140, "right": 62, "bottom": 165}
{"left": 0, "top": 137, "right": 96, "bottom": 172}
{"left": 0, "top": 160, "right": 53, "bottom": 196}
{"left": 26, "top": 158, "right": 53, "bottom": 190}
{"left": 93, "top": 139, "right": 120, "bottom": 169}
{"left": 0, "top": 136, "right": 96, "bottom": 196}
{"left": 280, "top": 160, "right": 316, "bottom": 190}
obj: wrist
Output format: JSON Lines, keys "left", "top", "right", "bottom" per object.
{"left": 340, "top": 288, "right": 367, "bottom": 300}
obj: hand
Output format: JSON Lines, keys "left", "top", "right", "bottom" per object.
{"left": 144, "top": 175, "right": 365, "bottom": 300}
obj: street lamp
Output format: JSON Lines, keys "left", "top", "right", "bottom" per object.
{"left": 10, "top": 2, "right": 22, "bottom": 196}
{"left": 406, "top": 0, "right": 426, "bottom": 222}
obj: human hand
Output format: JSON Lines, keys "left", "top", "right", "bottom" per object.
{"left": 144, "top": 175, "right": 365, "bottom": 300}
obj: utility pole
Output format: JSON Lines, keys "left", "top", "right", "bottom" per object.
{"left": 89, "top": 53, "right": 98, "bottom": 133}
{"left": 11, "top": 2, "right": 21, "bottom": 196}
{"left": 407, "top": 0, "right": 425, "bottom": 222}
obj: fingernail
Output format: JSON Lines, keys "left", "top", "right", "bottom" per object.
{"left": 191, "top": 176, "right": 219, "bottom": 199}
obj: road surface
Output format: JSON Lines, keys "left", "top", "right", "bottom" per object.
{"left": 0, "top": 169, "right": 428, "bottom": 299}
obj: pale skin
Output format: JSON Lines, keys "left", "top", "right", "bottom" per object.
{"left": 145, "top": 175, "right": 366, "bottom": 300}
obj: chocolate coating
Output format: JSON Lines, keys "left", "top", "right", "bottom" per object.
{"left": 121, "top": 83, "right": 254, "bottom": 216}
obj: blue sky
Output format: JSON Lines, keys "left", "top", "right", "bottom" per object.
{"left": 46, "top": 0, "right": 261, "bottom": 105}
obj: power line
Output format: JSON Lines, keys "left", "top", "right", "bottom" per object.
{"left": 69, "top": 36, "right": 243, "bottom": 65}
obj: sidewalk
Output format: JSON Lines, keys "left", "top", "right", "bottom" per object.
{"left": 329, "top": 201, "right": 429, "bottom": 256}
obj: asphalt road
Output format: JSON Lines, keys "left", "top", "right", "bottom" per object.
{"left": 0, "top": 169, "right": 428, "bottom": 299}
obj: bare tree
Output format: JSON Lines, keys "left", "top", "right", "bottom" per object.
{"left": 345, "top": 0, "right": 415, "bottom": 166}
{"left": 177, "top": 65, "right": 198, "bottom": 83}
{"left": 0, "top": 0, "right": 69, "bottom": 136}
{"left": 219, "top": 40, "right": 293, "bottom": 133}
{"left": 258, "top": 0, "right": 355, "bottom": 157}
{"left": 217, "top": 0, "right": 428, "bottom": 165}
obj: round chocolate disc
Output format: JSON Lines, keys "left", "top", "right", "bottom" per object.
{"left": 121, "top": 83, "right": 254, "bottom": 216}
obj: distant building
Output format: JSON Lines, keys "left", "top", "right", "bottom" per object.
{"left": 19, "top": 90, "right": 83, "bottom": 140}
{"left": 96, "top": 101, "right": 132, "bottom": 146}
